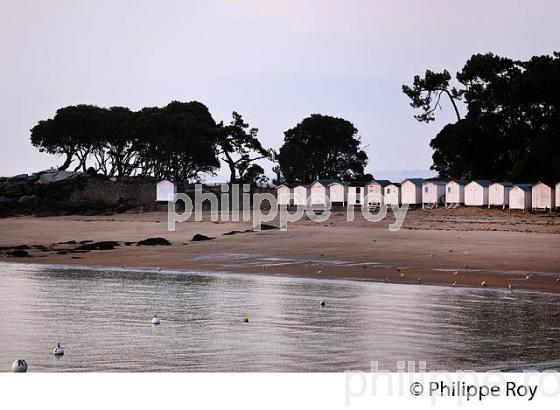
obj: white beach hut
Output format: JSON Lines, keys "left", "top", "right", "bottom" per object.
{"left": 364, "top": 180, "right": 391, "bottom": 206}
{"left": 156, "top": 180, "right": 176, "bottom": 202}
{"left": 328, "top": 181, "right": 348, "bottom": 206}
{"left": 309, "top": 180, "right": 336, "bottom": 206}
{"left": 464, "top": 180, "right": 491, "bottom": 207}
{"left": 557, "top": 182, "right": 560, "bottom": 211}
{"left": 445, "top": 180, "right": 467, "bottom": 207}
{"left": 276, "top": 184, "right": 291, "bottom": 206}
{"left": 384, "top": 183, "right": 401, "bottom": 206}
{"left": 422, "top": 181, "right": 446, "bottom": 208}
{"left": 293, "top": 184, "right": 308, "bottom": 206}
{"left": 488, "top": 182, "right": 513, "bottom": 209}
{"left": 347, "top": 186, "right": 364, "bottom": 206}
{"left": 400, "top": 178, "right": 424, "bottom": 206}
{"left": 509, "top": 184, "right": 532, "bottom": 211}
{"left": 532, "top": 182, "right": 556, "bottom": 211}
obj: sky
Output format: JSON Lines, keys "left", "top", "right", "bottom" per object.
{"left": 1, "top": 0, "right": 559, "bottom": 181}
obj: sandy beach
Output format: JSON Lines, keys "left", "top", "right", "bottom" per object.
{"left": 1, "top": 208, "right": 560, "bottom": 293}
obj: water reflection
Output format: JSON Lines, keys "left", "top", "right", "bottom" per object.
{"left": 1, "top": 263, "right": 560, "bottom": 372}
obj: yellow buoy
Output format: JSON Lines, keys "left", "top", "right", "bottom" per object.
{"left": 242, "top": 316, "right": 249, "bottom": 323}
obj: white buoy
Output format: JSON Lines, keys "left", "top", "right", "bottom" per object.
{"left": 53, "top": 343, "right": 64, "bottom": 356}
{"left": 151, "top": 315, "right": 161, "bottom": 325}
{"left": 12, "top": 359, "right": 28, "bottom": 373}
{"left": 320, "top": 300, "right": 326, "bottom": 307}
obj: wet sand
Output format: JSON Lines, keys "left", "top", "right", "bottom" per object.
{"left": 1, "top": 208, "right": 560, "bottom": 293}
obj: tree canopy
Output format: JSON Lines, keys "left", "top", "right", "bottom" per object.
{"left": 30, "top": 101, "right": 269, "bottom": 183}
{"left": 403, "top": 52, "right": 560, "bottom": 182}
{"left": 277, "top": 114, "right": 368, "bottom": 182}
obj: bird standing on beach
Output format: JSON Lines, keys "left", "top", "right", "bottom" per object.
{"left": 53, "top": 342, "right": 64, "bottom": 356}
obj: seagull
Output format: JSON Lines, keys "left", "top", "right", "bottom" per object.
{"left": 481, "top": 281, "right": 487, "bottom": 287}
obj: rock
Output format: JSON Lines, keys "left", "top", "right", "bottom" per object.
{"left": 9, "top": 249, "right": 29, "bottom": 258}
{"left": 58, "top": 240, "right": 77, "bottom": 245}
{"left": 260, "top": 224, "right": 279, "bottom": 230}
{"left": 38, "top": 170, "right": 78, "bottom": 185}
{"left": 13, "top": 245, "right": 30, "bottom": 250}
{"left": 0, "top": 196, "right": 14, "bottom": 206}
{"left": 76, "top": 241, "right": 120, "bottom": 251}
{"left": 223, "top": 230, "right": 242, "bottom": 236}
{"left": 137, "top": 237, "right": 171, "bottom": 246}
{"left": 192, "top": 234, "right": 214, "bottom": 241}
{"left": 17, "top": 195, "right": 37, "bottom": 205}
{"left": 78, "top": 240, "right": 93, "bottom": 244}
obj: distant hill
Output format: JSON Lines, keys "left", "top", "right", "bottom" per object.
{"left": 371, "top": 169, "right": 437, "bottom": 182}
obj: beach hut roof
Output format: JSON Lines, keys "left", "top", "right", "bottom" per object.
{"left": 448, "top": 180, "right": 469, "bottom": 186}
{"left": 367, "top": 179, "right": 392, "bottom": 187}
{"left": 513, "top": 184, "right": 532, "bottom": 191}
{"left": 387, "top": 182, "right": 401, "bottom": 187}
{"left": 402, "top": 178, "right": 424, "bottom": 186}
{"left": 275, "top": 183, "right": 294, "bottom": 189}
{"left": 491, "top": 181, "right": 513, "bottom": 187}
{"left": 532, "top": 181, "right": 552, "bottom": 187}
{"left": 312, "top": 179, "right": 338, "bottom": 187}
{"left": 328, "top": 181, "right": 351, "bottom": 187}
{"left": 425, "top": 180, "right": 447, "bottom": 186}
{"left": 469, "top": 180, "right": 491, "bottom": 187}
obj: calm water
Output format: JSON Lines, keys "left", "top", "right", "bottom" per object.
{"left": 1, "top": 262, "right": 560, "bottom": 372}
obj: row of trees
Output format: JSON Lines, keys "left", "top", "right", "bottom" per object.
{"left": 31, "top": 103, "right": 371, "bottom": 184}
{"left": 31, "top": 52, "right": 560, "bottom": 186}
{"left": 403, "top": 51, "right": 560, "bottom": 182}
{"left": 31, "top": 102, "right": 273, "bottom": 184}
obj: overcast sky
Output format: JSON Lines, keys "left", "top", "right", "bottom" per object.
{"left": 1, "top": 0, "right": 559, "bottom": 180}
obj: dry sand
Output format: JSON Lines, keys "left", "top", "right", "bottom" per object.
{"left": 1, "top": 208, "right": 560, "bottom": 293}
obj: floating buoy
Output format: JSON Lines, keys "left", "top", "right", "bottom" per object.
{"left": 320, "top": 300, "right": 325, "bottom": 307}
{"left": 12, "top": 359, "right": 28, "bottom": 373}
{"left": 151, "top": 316, "right": 161, "bottom": 325}
{"left": 53, "top": 343, "right": 64, "bottom": 356}
{"left": 242, "top": 316, "right": 249, "bottom": 323}
{"left": 481, "top": 281, "right": 487, "bottom": 287}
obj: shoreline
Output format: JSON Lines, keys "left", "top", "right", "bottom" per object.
{"left": 5, "top": 260, "right": 560, "bottom": 298}
{"left": 1, "top": 210, "right": 560, "bottom": 294}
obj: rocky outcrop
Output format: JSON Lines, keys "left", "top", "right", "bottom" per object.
{"left": 0, "top": 170, "right": 157, "bottom": 217}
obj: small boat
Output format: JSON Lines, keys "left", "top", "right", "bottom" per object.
{"left": 12, "top": 359, "right": 28, "bottom": 373}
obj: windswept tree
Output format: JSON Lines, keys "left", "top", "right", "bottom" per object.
{"left": 278, "top": 114, "right": 368, "bottom": 182}
{"left": 217, "top": 112, "right": 272, "bottom": 183}
{"left": 31, "top": 105, "right": 103, "bottom": 171}
{"left": 402, "top": 69, "right": 462, "bottom": 123}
